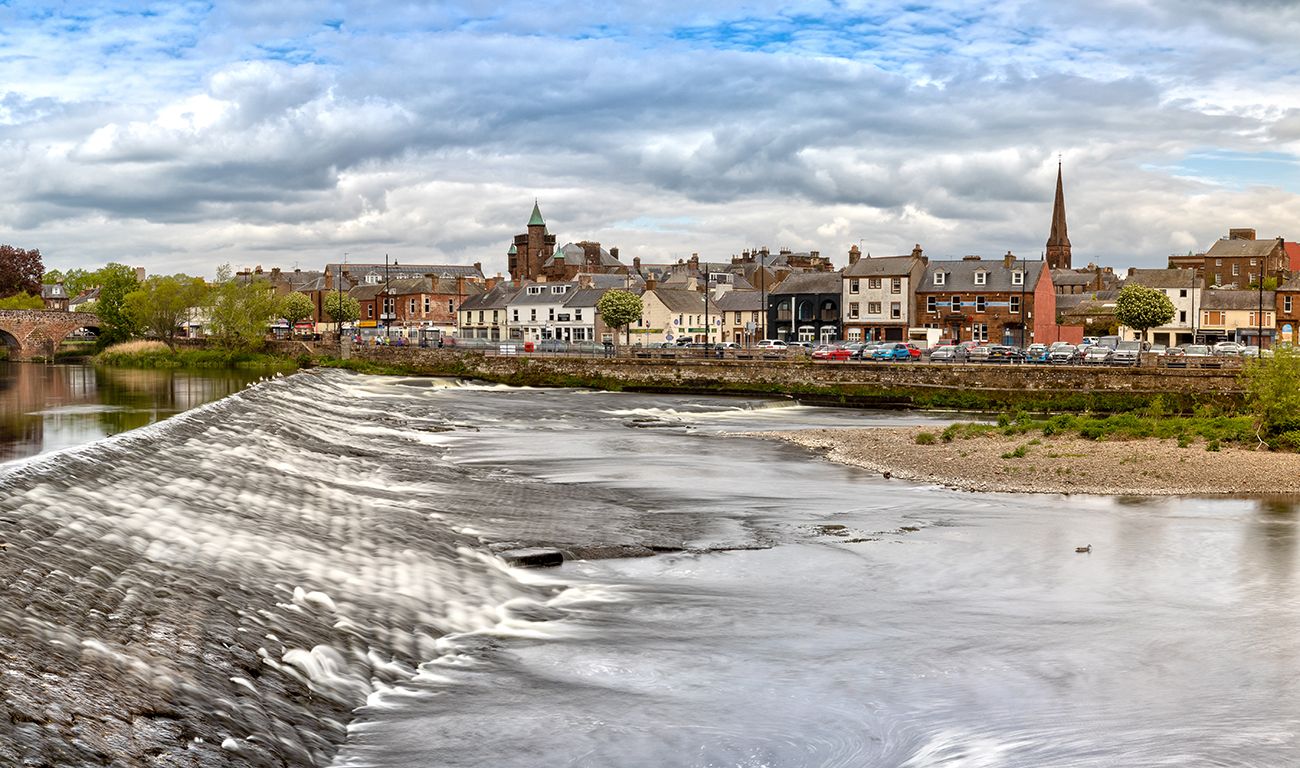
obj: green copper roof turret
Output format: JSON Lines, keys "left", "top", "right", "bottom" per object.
{"left": 528, "top": 200, "right": 545, "bottom": 227}
{"left": 508, "top": 244, "right": 518, "bottom": 254}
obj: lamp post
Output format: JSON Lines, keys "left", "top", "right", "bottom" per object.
{"left": 1258, "top": 262, "right": 1265, "bottom": 351}
{"left": 1190, "top": 266, "right": 1197, "bottom": 345}
{"left": 337, "top": 252, "right": 347, "bottom": 344}
{"left": 702, "top": 267, "right": 710, "bottom": 355}
{"left": 759, "top": 250, "right": 766, "bottom": 346}
{"left": 383, "top": 253, "right": 396, "bottom": 341}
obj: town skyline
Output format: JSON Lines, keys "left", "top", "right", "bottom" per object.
{"left": 4, "top": 2, "right": 1300, "bottom": 278}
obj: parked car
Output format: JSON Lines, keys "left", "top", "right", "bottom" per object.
{"left": 986, "top": 345, "right": 1025, "bottom": 363}
{"left": 1082, "top": 346, "right": 1113, "bottom": 365}
{"left": 967, "top": 345, "right": 993, "bottom": 363}
{"left": 872, "top": 342, "right": 914, "bottom": 361}
{"left": 853, "top": 342, "right": 882, "bottom": 360}
{"left": 1182, "top": 344, "right": 1212, "bottom": 357}
{"left": 1048, "top": 344, "right": 1077, "bottom": 364}
{"left": 1212, "top": 341, "right": 1245, "bottom": 357}
{"left": 812, "top": 344, "right": 854, "bottom": 361}
{"left": 788, "top": 341, "right": 815, "bottom": 352}
{"left": 928, "top": 345, "right": 965, "bottom": 363}
{"left": 1110, "top": 340, "right": 1143, "bottom": 365}
{"left": 1024, "top": 343, "right": 1050, "bottom": 363}
{"left": 1242, "top": 345, "right": 1273, "bottom": 358}
{"left": 756, "top": 339, "right": 788, "bottom": 350}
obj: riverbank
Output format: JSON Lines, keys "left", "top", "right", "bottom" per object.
{"left": 94, "top": 340, "right": 300, "bottom": 370}
{"left": 760, "top": 425, "right": 1300, "bottom": 495}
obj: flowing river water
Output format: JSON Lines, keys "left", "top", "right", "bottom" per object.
{"left": 1, "top": 366, "right": 1299, "bottom": 766}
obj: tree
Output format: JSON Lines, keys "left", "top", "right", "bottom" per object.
{"left": 123, "top": 275, "right": 208, "bottom": 348}
{"left": 1244, "top": 346, "right": 1300, "bottom": 448}
{"left": 597, "top": 289, "right": 644, "bottom": 348}
{"left": 206, "top": 264, "right": 279, "bottom": 350}
{"left": 323, "top": 291, "right": 361, "bottom": 339}
{"left": 43, "top": 267, "right": 95, "bottom": 296}
{"left": 278, "top": 292, "right": 316, "bottom": 337}
{"left": 93, "top": 263, "right": 141, "bottom": 347}
{"left": 0, "top": 292, "right": 44, "bottom": 310}
{"left": 0, "top": 245, "right": 43, "bottom": 297}
{"left": 1114, "top": 284, "right": 1175, "bottom": 342}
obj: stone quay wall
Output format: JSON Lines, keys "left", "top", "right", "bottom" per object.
{"left": 347, "top": 347, "right": 1244, "bottom": 411}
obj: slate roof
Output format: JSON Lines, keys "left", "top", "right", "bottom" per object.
{"left": 69, "top": 288, "right": 100, "bottom": 307}
{"left": 1201, "top": 289, "right": 1276, "bottom": 310}
{"left": 1125, "top": 269, "right": 1199, "bottom": 290}
{"left": 843, "top": 255, "right": 917, "bottom": 278}
{"left": 1205, "top": 238, "right": 1283, "bottom": 261}
{"left": 41, "top": 283, "right": 67, "bottom": 299}
{"left": 1277, "top": 275, "right": 1300, "bottom": 292}
{"left": 563, "top": 287, "right": 610, "bottom": 309}
{"left": 771, "top": 271, "right": 843, "bottom": 295}
{"left": 348, "top": 276, "right": 484, "bottom": 300}
{"left": 510, "top": 282, "right": 580, "bottom": 306}
{"left": 459, "top": 282, "right": 520, "bottom": 311}
{"left": 544, "top": 243, "right": 626, "bottom": 270}
{"left": 714, "top": 290, "right": 764, "bottom": 312}
{"left": 916, "top": 259, "right": 1045, "bottom": 293}
{"left": 1051, "top": 269, "right": 1097, "bottom": 287}
{"left": 648, "top": 288, "right": 721, "bottom": 314}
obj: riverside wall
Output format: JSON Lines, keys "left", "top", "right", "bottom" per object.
{"left": 347, "top": 348, "right": 1244, "bottom": 411}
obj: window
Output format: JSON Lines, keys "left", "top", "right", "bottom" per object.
{"left": 1010, "top": 295, "right": 1021, "bottom": 314}
{"left": 530, "top": 309, "right": 537, "bottom": 321}
{"left": 493, "top": 310, "right": 499, "bottom": 322}
{"left": 528, "top": 286, "right": 542, "bottom": 295}
{"left": 409, "top": 299, "right": 417, "bottom": 314}
{"left": 1179, "top": 289, "right": 1187, "bottom": 298}
{"left": 1215, "top": 258, "right": 1222, "bottom": 266}
{"left": 478, "top": 310, "right": 485, "bottom": 323}
{"left": 975, "top": 296, "right": 986, "bottom": 312}
{"left": 974, "top": 271, "right": 987, "bottom": 286}
{"left": 891, "top": 278, "right": 901, "bottom": 294}
{"left": 927, "top": 296, "right": 937, "bottom": 314}
{"left": 951, "top": 296, "right": 961, "bottom": 311}
{"left": 890, "top": 302, "right": 901, "bottom": 319}
{"left": 1214, "top": 273, "right": 1222, "bottom": 285}
{"left": 868, "top": 278, "right": 881, "bottom": 290}
{"left": 972, "top": 323, "right": 988, "bottom": 342}
{"left": 512, "top": 309, "right": 519, "bottom": 322}
{"left": 868, "top": 302, "right": 881, "bottom": 315}
{"left": 1287, "top": 296, "right": 1294, "bottom": 314}
{"left": 1204, "top": 310, "right": 1225, "bottom": 326}
{"left": 1250, "top": 311, "right": 1272, "bottom": 326}
{"left": 934, "top": 272, "right": 946, "bottom": 286}
{"left": 448, "top": 299, "right": 454, "bottom": 312}
{"left": 548, "top": 308, "right": 555, "bottom": 321}
{"left": 424, "top": 298, "right": 431, "bottom": 312}
{"left": 846, "top": 328, "right": 862, "bottom": 341}
{"left": 1250, "top": 259, "right": 1257, "bottom": 266}
{"left": 849, "top": 279, "right": 860, "bottom": 294}
{"left": 382, "top": 297, "right": 394, "bottom": 316}
{"left": 551, "top": 285, "right": 567, "bottom": 294}
{"left": 1232, "top": 264, "right": 1240, "bottom": 276}
{"left": 1179, "top": 310, "right": 1187, "bottom": 323}
{"left": 849, "top": 302, "right": 860, "bottom": 319}
{"left": 1248, "top": 273, "right": 1255, "bottom": 285}
{"left": 367, "top": 304, "right": 374, "bottom": 318}
{"left": 1011, "top": 270, "right": 1024, "bottom": 286}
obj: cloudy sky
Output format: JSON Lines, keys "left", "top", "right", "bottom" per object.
{"left": 2, "top": 1, "right": 1300, "bottom": 278}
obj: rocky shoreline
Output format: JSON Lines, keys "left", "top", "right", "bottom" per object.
{"left": 757, "top": 426, "right": 1300, "bottom": 496}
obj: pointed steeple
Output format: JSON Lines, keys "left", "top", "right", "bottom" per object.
{"left": 528, "top": 200, "right": 545, "bottom": 228}
{"left": 507, "top": 244, "right": 517, "bottom": 255}
{"left": 1045, "top": 160, "right": 1072, "bottom": 270}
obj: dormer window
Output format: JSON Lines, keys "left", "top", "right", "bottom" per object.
{"left": 933, "top": 272, "right": 946, "bottom": 286}
{"left": 551, "top": 285, "right": 568, "bottom": 294}
{"left": 1011, "top": 270, "right": 1024, "bottom": 286}
{"left": 974, "top": 270, "right": 987, "bottom": 286}
{"left": 527, "top": 286, "right": 543, "bottom": 295}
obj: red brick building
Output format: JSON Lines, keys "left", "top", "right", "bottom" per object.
{"left": 913, "top": 253, "right": 1061, "bottom": 345}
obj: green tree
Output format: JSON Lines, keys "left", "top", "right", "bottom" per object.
{"left": 1115, "top": 284, "right": 1175, "bottom": 342}
{"left": 324, "top": 291, "right": 361, "bottom": 339}
{"left": 93, "top": 263, "right": 141, "bottom": 348}
{"left": 1243, "top": 346, "right": 1300, "bottom": 448}
{"left": 596, "top": 289, "right": 644, "bottom": 348}
{"left": 123, "top": 274, "right": 208, "bottom": 348}
{"left": 43, "top": 267, "right": 96, "bottom": 296}
{"left": 278, "top": 292, "right": 316, "bottom": 337}
{"left": 0, "top": 244, "right": 43, "bottom": 297}
{"left": 206, "top": 264, "right": 279, "bottom": 350}
{"left": 0, "top": 292, "right": 44, "bottom": 310}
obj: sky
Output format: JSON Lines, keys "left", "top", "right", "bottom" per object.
{"left": 3, "top": 1, "right": 1300, "bottom": 279}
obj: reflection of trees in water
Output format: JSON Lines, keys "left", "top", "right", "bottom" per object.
{"left": 1251, "top": 499, "right": 1298, "bottom": 586}
{"left": 1, "top": 364, "right": 263, "bottom": 461}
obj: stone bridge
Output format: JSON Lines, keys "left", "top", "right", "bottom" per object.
{"left": 0, "top": 310, "right": 100, "bottom": 360}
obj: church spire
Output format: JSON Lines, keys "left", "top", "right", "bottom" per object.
{"left": 528, "top": 199, "right": 546, "bottom": 228}
{"left": 1045, "top": 159, "right": 1072, "bottom": 270}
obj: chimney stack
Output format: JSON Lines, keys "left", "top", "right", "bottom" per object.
{"left": 645, "top": 276, "right": 657, "bottom": 291}
{"left": 911, "top": 244, "right": 924, "bottom": 260}
{"left": 1229, "top": 228, "right": 1256, "bottom": 241}
{"left": 1003, "top": 251, "right": 1015, "bottom": 269}
{"left": 633, "top": 256, "right": 641, "bottom": 271}
{"left": 848, "top": 244, "right": 861, "bottom": 265}
{"left": 610, "top": 246, "right": 619, "bottom": 260}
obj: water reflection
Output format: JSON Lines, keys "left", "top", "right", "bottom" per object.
{"left": 0, "top": 362, "right": 265, "bottom": 463}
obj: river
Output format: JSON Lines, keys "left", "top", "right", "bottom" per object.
{"left": 1, "top": 369, "right": 1297, "bottom": 766}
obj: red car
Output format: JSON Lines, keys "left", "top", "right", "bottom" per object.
{"left": 812, "top": 344, "right": 856, "bottom": 361}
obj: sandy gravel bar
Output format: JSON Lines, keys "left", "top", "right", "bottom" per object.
{"left": 756, "top": 427, "right": 1300, "bottom": 496}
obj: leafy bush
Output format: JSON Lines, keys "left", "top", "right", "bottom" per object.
{"left": 915, "top": 431, "right": 937, "bottom": 445}
{"left": 1206, "top": 439, "right": 1221, "bottom": 452}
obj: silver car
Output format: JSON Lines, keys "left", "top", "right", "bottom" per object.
{"left": 1082, "top": 346, "right": 1113, "bottom": 365}
{"left": 1048, "top": 344, "right": 1077, "bottom": 364}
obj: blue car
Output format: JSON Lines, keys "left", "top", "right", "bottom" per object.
{"left": 1024, "top": 343, "right": 1049, "bottom": 363}
{"left": 871, "top": 342, "right": 913, "bottom": 361}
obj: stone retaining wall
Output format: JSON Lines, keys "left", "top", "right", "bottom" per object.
{"left": 350, "top": 348, "right": 1243, "bottom": 410}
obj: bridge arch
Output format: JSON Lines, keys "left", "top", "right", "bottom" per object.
{"left": 0, "top": 310, "right": 101, "bottom": 360}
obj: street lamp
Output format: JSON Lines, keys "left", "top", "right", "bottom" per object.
{"left": 383, "top": 254, "right": 398, "bottom": 342}
{"left": 337, "top": 252, "right": 347, "bottom": 344}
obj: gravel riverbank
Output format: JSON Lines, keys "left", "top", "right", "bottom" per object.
{"left": 758, "top": 427, "right": 1300, "bottom": 496}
